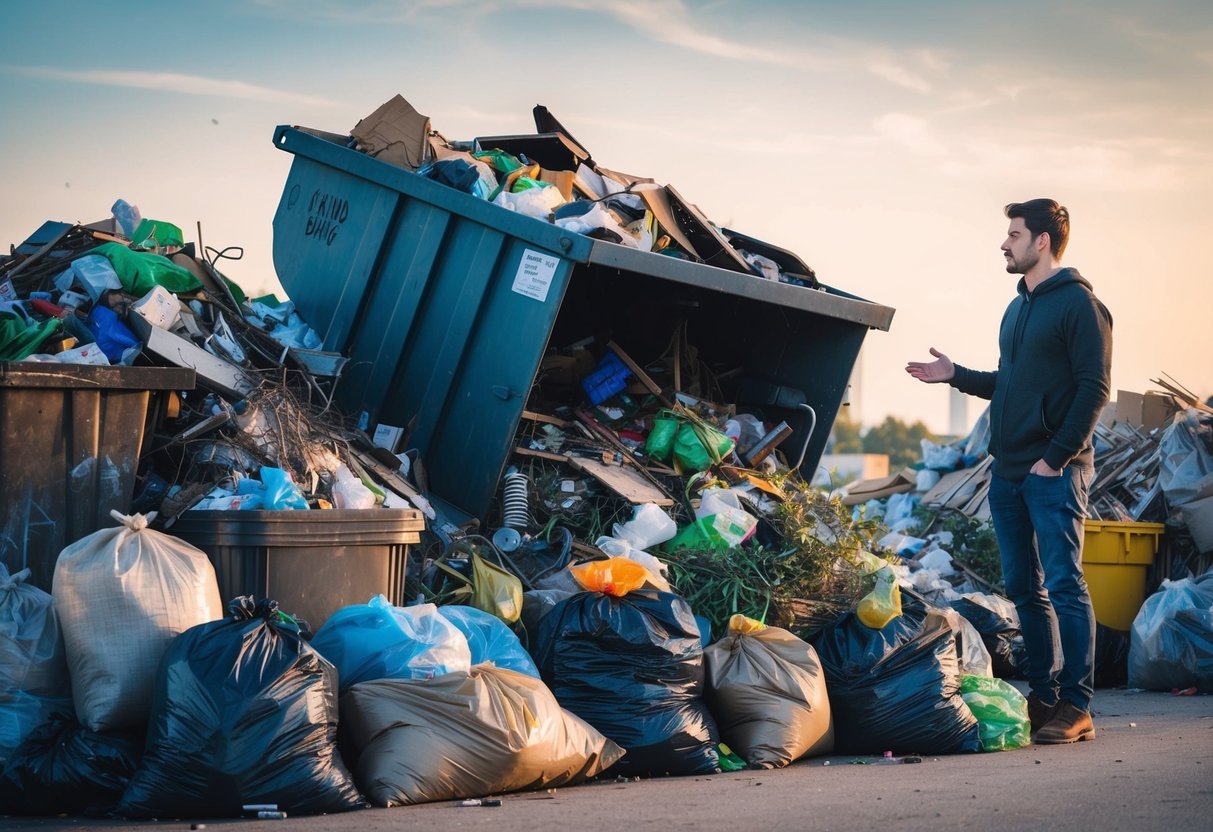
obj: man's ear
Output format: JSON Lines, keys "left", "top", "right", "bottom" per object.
{"left": 1036, "top": 231, "right": 1051, "bottom": 253}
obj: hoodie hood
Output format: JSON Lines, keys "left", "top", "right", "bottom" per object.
{"left": 1016, "top": 266, "right": 1091, "bottom": 298}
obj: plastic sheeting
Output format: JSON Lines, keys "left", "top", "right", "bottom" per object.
{"left": 0, "top": 565, "right": 70, "bottom": 764}
{"left": 116, "top": 598, "right": 366, "bottom": 818}
{"left": 311, "top": 596, "right": 472, "bottom": 693}
{"left": 810, "top": 594, "right": 981, "bottom": 755}
{"left": 530, "top": 588, "right": 720, "bottom": 776}
{"left": 52, "top": 512, "right": 223, "bottom": 732}
{"left": 704, "top": 616, "right": 833, "bottom": 768}
{"left": 339, "top": 665, "right": 624, "bottom": 806}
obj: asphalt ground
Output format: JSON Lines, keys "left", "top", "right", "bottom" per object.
{"left": 5, "top": 686, "right": 1211, "bottom": 832}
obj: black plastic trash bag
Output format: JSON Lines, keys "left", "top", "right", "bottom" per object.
{"left": 0, "top": 715, "right": 141, "bottom": 816}
{"left": 116, "top": 597, "right": 366, "bottom": 818}
{"left": 810, "top": 594, "right": 981, "bottom": 755}
{"left": 948, "top": 594, "right": 1027, "bottom": 680}
{"left": 1093, "top": 623, "right": 1131, "bottom": 688}
{"left": 530, "top": 586, "right": 720, "bottom": 777}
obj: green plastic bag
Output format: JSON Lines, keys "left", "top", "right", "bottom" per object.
{"left": 94, "top": 242, "right": 201, "bottom": 296}
{"left": 663, "top": 517, "right": 732, "bottom": 553}
{"left": 130, "top": 218, "right": 184, "bottom": 251}
{"left": 645, "top": 412, "right": 680, "bottom": 463}
{"left": 673, "top": 421, "right": 734, "bottom": 473}
{"left": 0, "top": 310, "right": 61, "bottom": 360}
{"left": 960, "top": 675, "right": 1031, "bottom": 752}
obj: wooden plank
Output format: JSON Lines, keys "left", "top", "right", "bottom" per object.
{"left": 566, "top": 456, "right": 674, "bottom": 506}
{"left": 521, "top": 409, "right": 572, "bottom": 428}
{"left": 512, "top": 446, "right": 569, "bottom": 463}
{"left": 606, "top": 340, "right": 672, "bottom": 407}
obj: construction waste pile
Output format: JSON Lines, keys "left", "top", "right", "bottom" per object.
{"left": 0, "top": 93, "right": 1199, "bottom": 820}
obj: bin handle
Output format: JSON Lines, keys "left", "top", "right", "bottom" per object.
{"left": 792, "top": 404, "right": 817, "bottom": 472}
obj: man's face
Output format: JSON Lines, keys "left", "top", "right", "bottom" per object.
{"left": 1001, "top": 216, "right": 1039, "bottom": 275}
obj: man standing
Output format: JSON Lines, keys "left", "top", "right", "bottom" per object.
{"left": 906, "top": 199, "right": 1112, "bottom": 744}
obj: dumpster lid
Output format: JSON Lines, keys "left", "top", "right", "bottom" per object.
{"left": 583, "top": 241, "right": 894, "bottom": 330}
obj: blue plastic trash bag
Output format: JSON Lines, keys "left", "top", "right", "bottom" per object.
{"left": 84, "top": 305, "right": 140, "bottom": 364}
{"left": 0, "top": 564, "right": 72, "bottom": 765}
{"left": 236, "top": 466, "right": 309, "bottom": 510}
{"left": 311, "top": 596, "right": 471, "bottom": 693}
{"left": 437, "top": 605, "right": 538, "bottom": 677}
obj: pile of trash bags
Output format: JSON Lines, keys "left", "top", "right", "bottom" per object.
{"left": 0, "top": 491, "right": 1044, "bottom": 823}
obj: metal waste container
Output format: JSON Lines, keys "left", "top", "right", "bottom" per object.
{"left": 0, "top": 362, "right": 195, "bottom": 590}
{"left": 271, "top": 125, "right": 895, "bottom": 521}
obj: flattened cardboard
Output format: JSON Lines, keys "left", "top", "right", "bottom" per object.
{"left": 841, "top": 468, "right": 916, "bottom": 506}
{"left": 567, "top": 456, "right": 674, "bottom": 506}
{"left": 351, "top": 95, "right": 431, "bottom": 171}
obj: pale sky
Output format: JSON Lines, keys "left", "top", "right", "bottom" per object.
{"left": 2, "top": 0, "right": 1209, "bottom": 434}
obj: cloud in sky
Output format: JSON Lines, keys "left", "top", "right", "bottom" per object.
{"left": 873, "top": 112, "right": 948, "bottom": 156}
{"left": 5, "top": 65, "right": 337, "bottom": 107}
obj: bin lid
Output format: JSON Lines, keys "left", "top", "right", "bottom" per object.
{"left": 0, "top": 363, "right": 196, "bottom": 391}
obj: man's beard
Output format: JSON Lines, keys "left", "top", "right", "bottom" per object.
{"left": 1005, "top": 249, "right": 1039, "bottom": 275}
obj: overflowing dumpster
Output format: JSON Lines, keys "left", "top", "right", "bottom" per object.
{"left": 271, "top": 124, "right": 895, "bottom": 521}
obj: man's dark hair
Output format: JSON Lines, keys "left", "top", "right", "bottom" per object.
{"left": 1005, "top": 198, "right": 1069, "bottom": 259}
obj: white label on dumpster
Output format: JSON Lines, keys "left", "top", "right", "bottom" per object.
{"left": 512, "top": 249, "right": 559, "bottom": 302}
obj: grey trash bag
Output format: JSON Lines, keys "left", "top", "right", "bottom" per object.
{"left": 1129, "top": 577, "right": 1213, "bottom": 691}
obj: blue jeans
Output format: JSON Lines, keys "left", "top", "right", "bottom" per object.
{"left": 988, "top": 467, "right": 1095, "bottom": 710}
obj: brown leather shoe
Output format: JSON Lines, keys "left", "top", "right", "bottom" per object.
{"left": 1027, "top": 694, "right": 1059, "bottom": 734}
{"left": 1034, "top": 700, "right": 1095, "bottom": 744}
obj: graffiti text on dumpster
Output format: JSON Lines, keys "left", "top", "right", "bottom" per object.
{"left": 304, "top": 190, "right": 349, "bottom": 246}
{"left": 512, "top": 249, "right": 560, "bottom": 303}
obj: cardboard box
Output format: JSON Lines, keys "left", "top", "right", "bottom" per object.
{"left": 1112, "top": 390, "right": 1179, "bottom": 432}
{"left": 373, "top": 423, "right": 405, "bottom": 454}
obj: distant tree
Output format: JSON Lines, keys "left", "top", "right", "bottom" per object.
{"left": 827, "top": 409, "right": 864, "bottom": 454}
{"left": 862, "top": 415, "right": 936, "bottom": 470}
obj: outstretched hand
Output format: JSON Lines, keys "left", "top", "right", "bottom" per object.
{"left": 905, "top": 347, "right": 955, "bottom": 384}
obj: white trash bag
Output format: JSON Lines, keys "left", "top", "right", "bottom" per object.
{"left": 52, "top": 511, "right": 224, "bottom": 732}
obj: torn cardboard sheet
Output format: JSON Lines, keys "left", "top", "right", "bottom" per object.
{"left": 351, "top": 94, "right": 432, "bottom": 171}
{"left": 566, "top": 456, "right": 675, "bottom": 507}
{"left": 842, "top": 468, "right": 917, "bottom": 506}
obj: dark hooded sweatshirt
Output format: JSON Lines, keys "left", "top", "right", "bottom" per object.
{"left": 949, "top": 267, "right": 1112, "bottom": 482}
